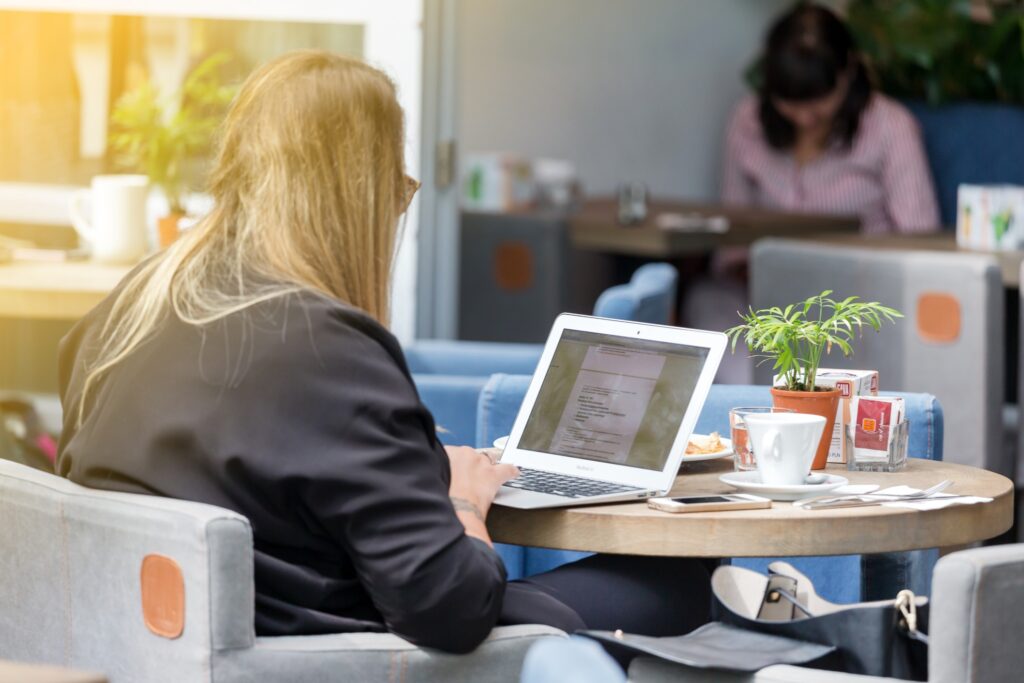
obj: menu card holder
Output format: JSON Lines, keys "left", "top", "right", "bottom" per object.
{"left": 846, "top": 420, "right": 909, "bottom": 472}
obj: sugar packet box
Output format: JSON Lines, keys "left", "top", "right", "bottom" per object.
{"left": 850, "top": 396, "right": 906, "bottom": 463}
{"left": 774, "top": 369, "right": 878, "bottom": 464}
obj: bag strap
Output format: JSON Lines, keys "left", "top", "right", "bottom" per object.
{"left": 757, "top": 574, "right": 814, "bottom": 621}
{"left": 896, "top": 589, "right": 929, "bottom": 645}
{"left": 762, "top": 573, "right": 929, "bottom": 643}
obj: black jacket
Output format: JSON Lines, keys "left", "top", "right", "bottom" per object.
{"left": 57, "top": 286, "right": 507, "bottom": 653}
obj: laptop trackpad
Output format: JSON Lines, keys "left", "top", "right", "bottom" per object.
{"left": 494, "top": 486, "right": 567, "bottom": 509}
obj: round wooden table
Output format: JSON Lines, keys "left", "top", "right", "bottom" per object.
{"left": 487, "top": 458, "right": 1014, "bottom": 557}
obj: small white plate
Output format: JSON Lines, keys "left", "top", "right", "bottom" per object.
{"left": 493, "top": 434, "right": 734, "bottom": 462}
{"left": 681, "top": 434, "right": 734, "bottom": 462}
{"left": 719, "top": 471, "right": 849, "bottom": 501}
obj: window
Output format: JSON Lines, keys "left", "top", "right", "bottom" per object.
{"left": 0, "top": 0, "right": 422, "bottom": 337}
{"left": 0, "top": 13, "right": 364, "bottom": 187}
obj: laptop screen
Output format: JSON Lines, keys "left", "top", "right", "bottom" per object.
{"left": 517, "top": 329, "right": 709, "bottom": 471}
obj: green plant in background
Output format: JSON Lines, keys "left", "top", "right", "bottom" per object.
{"left": 725, "top": 291, "right": 902, "bottom": 392}
{"left": 846, "top": 0, "right": 1024, "bottom": 105}
{"left": 109, "top": 52, "right": 237, "bottom": 215}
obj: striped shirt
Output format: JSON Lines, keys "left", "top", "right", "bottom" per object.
{"left": 721, "top": 94, "right": 940, "bottom": 233}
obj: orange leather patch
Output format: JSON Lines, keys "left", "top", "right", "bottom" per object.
{"left": 916, "top": 292, "right": 961, "bottom": 344}
{"left": 140, "top": 554, "right": 185, "bottom": 639}
{"left": 493, "top": 242, "right": 533, "bottom": 291}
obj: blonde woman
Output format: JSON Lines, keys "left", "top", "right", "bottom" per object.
{"left": 57, "top": 51, "right": 710, "bottom": 655}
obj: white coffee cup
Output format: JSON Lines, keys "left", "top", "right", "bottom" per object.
{"left": 744, "top": 413, "right": 826, "bottom": 486}
{"left": 69, "top": 174, "right": 149, "bottom": 263}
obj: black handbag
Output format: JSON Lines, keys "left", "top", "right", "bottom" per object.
{"left": 579, "top": 622, "right": 837, "bottom": 673}
{"left": 579, "top": 561, "right": 928, "bottom": 679}
{"left": 711, "top": 561, "right": 929, "bottom": 680}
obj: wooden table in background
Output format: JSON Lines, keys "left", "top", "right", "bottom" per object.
{"left": 568, "top": 199, "right": 860, "bottom": 258}
{"left": 0, "top": 261, "right": 132, "bottom": 320}
{"left": 488, "top": 458, "right": 1013, "bottom": 557}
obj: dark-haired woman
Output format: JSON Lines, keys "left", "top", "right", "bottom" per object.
{"left": 690, "top": 4, "right": 941, "bottom": 382}
{"left": 721, "top": 3, "right": 939, "bottom": 231}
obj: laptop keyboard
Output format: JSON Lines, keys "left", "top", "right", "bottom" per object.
{"left": 503, "top": 467, "right": 643, "bottom": 499}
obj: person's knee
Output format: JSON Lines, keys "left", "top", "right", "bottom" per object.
{"left": 501, "top": 582, "right": 587, "bottom": 632}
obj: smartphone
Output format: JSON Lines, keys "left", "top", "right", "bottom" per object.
{"left": 647, "top": 493, "right": 771, "bottom": 513}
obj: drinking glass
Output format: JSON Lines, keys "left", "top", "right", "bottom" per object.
{"left": 729, "top": 407, "right": 796, "bottom": 471}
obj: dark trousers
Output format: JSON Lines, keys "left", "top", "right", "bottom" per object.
{"left": 498, "top": 554, "right": 712, "bottom": 636}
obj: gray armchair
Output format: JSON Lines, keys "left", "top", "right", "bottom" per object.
{"left": 627, "top": 543, "right": 1024, "bottom": 682}
{"left": 751, "top": 239, "right": 1006, "bottom": 477}
{"left": 0, "top": 459, "right": 564, "bottom": 683}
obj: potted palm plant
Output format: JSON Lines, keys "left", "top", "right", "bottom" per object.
{"left": 726, "top": 291, "right": 902, "bottom": 470}
{"left": 109, "top": 53, "right": 236, "bottom": 247}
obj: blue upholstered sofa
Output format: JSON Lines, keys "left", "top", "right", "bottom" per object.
{"left": 405, "top": 262, "right": 678, "bottom": 380}
{"left": 906, "top": 101, "right": 1024, "bottom": 227}
{"left": 418, "top": 375, "right": 944, "bottom": 604}
{"left": 410, "top": 262, "right": 679, "bottom": 449}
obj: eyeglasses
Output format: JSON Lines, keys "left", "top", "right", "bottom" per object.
{"left": 401, "top": 175, "right": 421, "bottom": 214}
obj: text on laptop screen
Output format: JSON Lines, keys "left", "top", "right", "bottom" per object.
{"left": 518, "top": 329, "right": 709, "bottom": 470}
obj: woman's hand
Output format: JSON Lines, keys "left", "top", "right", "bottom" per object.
{"left": 445, "top": 445, "right": 519, "bottom": 546}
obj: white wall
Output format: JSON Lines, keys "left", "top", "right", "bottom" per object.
{"left": 456, "top": 0, "right": 792, "bottom": 200}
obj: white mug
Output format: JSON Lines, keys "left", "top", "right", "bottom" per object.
{"left": 69, "top": 174, "right": 149, "bottom": 263}
{"left": 745, "top": 413, "right": 826, "bottom": 486}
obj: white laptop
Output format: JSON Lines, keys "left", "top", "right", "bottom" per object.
{"left": 494, "top": 313, "right": 726, "bottom": 509}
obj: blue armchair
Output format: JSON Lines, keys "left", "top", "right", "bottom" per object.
{"left": 406, "top": 262, "right": 678, "bottom": 379}
{"left": 464, "top": 375, "right": 945, "bottom": 603}
{"left": 415, "top": 374, "right": 492, "bottom": 449}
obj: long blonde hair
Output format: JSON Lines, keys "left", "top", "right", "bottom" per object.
{"left": 77, "top": 51, "right": 407, "bottom": 425}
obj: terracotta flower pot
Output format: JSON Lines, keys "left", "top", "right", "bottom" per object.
{"left": 770, "top": 386, "right": 841, "bottom": 470}
{"left": 158, "top": 212, "right": 185, "bottom": 248}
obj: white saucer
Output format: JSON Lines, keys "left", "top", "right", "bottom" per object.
{"left": 719, "top": 471, "right": 849, "bottom": 501}
{"left": 680, "top": 434, "right": 734, "bottom": 462}
{"left": 493, "top": 436, "right": 509, "bottom": 450}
